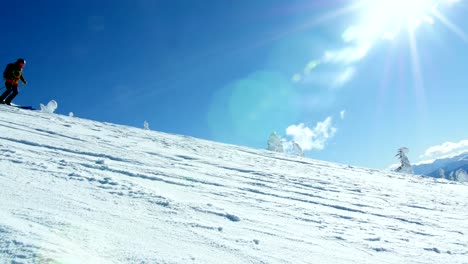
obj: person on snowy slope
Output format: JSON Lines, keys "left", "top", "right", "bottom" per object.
{"left": 1, "top": 58, "right": 27, "bottom": 105}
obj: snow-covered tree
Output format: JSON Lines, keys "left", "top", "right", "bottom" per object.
{"left": 449, "top": 171, "right": 455, "bottom": 181}
{"left": 456, "top": 169, "right": 468, "bottom": 182}
{"left": 267, "top": 132, "right": 283, "bottom": 153}
{"left": 144, "top": 121, "right": 150, "bottom": 130}
{"left": 281, "top": 141, "right": 304, "bottom": 157}
{"left": 289, "top": 142, "right": 304, "bottom": 157}
{"left": 439, "top": 169, "right": 446, "bottom": 179}
{"left": 394, "top": 147, "right": 414, "bottom": 174}
{"left": 40, "top": 100, "right": 58, "bottom": 114}
{"left": 267, "top": 132, "right": 304, "bottom": 158}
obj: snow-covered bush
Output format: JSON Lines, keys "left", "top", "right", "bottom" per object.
{"left": 144, "top": 121, "right": 150, "bottom": 130}
{"left": 40, "top": 100, "right": 58, "bottom": 114}
{"left": 394, "top": 147, "right": 414, "bottom": 174}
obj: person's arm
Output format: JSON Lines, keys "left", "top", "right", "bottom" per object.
{"left": 20, "top": 75, "right": 27, "bottom": 85}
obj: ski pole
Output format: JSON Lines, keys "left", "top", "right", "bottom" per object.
{"left": 17, "top": 82, "right": 26, "bottom": 92}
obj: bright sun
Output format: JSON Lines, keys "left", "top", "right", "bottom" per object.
{"left": 347, "top": 0, "right": 465, "bottom": 111}
{"left": 292, "top": 0, "right": 466, "bottom": 95}
{"left": 360, "top": 0, "right": 438, "bottom": 37}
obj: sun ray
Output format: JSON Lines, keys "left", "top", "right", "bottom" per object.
{"left": 431, "top": 8, "right": 468, "bottom": 42}
{"left": 217, "top": 2, "right": 365, "bottom": 61}
{"left": 267, "top": 1, "right": 364, "bottom": 43}
{"left": 407, "top": 28, "right": 427, "bottom": 114}
{"left": 293, "top": 0, "right": 464, "bottom": 96}
{"left": 303, "top": 2, "right": 365, "bottom": 28}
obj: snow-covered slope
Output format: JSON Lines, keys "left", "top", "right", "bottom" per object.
{"left": 0, "top": 106, "right": 467, "bottom": 264}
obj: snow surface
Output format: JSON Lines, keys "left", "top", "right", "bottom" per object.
{"left": 0, "top": 106, "right": 467, "bottom": 264}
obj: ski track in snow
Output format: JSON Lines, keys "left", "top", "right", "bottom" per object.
{"left": 0, "top": 105, "right": 467, "bottom": 264}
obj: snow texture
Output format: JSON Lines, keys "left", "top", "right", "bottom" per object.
{"left": 0, "top": 106, "right": 467, "bottom": 263}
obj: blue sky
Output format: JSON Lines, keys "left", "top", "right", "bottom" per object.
{"left": 2, "top": 0, "right": 468, "bottom": 169}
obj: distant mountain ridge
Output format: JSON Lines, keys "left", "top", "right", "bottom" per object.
{"left": 413, "top": 152, "right": 468, "bottom": 178}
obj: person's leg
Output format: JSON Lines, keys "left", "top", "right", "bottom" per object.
{"left": 4, "top": 84, "right": 18, "bottom": 105}
{"left": 0, "top": 82, "right": 13, "bottom": 103}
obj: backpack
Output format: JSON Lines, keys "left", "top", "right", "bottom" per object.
{"left": 3, "top": 63, "right": 14, "bottom": 80}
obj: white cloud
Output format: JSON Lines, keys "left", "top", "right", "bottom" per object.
{"left": 286, "top": 117, "right": 337, "bottom": 151}
{"left": 340, "top": 110, "right": 346, "bottom": 120}
{"left": 334, "top": 67, "right": 356, "bottom": 87}
{"left": 293, "top": 27, "right": 372, "bottom": 87}
{"left": 323, "top": 45, "right": 370, "bottom": 64}
{"left": 342, "top": 26, "right": 362, "bottom": 43}
{"left": 419, "top": 139, "right": 468, "bottom": 160}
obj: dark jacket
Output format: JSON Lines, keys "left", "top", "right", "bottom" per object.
{"left": 3, "top": 63, "right": 26, "bottom": 84}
